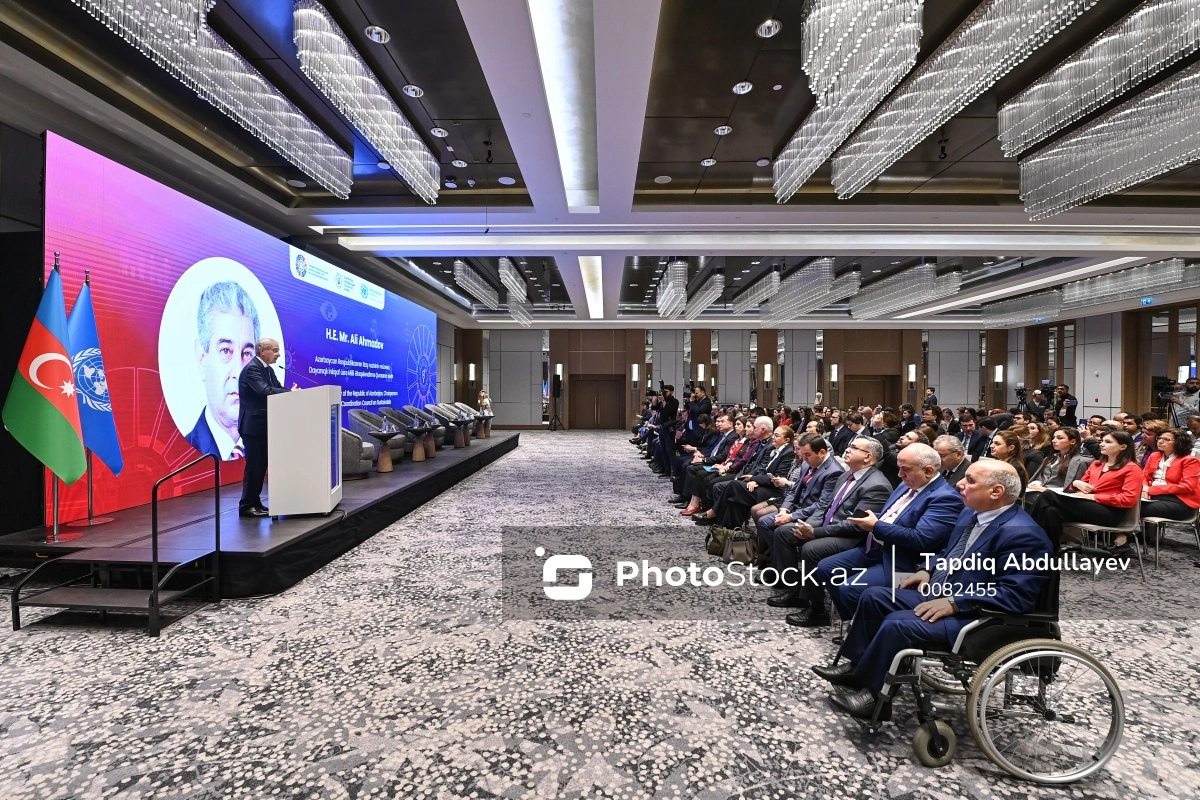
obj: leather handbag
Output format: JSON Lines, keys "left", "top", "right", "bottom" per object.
{"left": 706, "top": 525, "right": 732, "bottom": 556}
{"left": 721, "top": 528, "right": 757, "bottom": 565}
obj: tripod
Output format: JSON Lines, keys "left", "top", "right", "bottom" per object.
{"left": 550, "top": 391, "right": 564, "bottom": 431}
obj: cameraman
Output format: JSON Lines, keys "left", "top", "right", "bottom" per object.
{"left": 1169, "top": 376, "right": 1200, "bottom": 426}
{"left": 1053, "top": 384, "right": 1080, "bottom": 427}
{"left": 1016, "top": 387, "right": 1048, "bottom": 419}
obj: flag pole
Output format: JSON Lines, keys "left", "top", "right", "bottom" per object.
{"left": 67, "top": 269, "right": 114, "bottom": 528}
{"left": 51, "top": 476, "right": 60, "bottom": 543}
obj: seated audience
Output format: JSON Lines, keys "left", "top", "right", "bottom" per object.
{"left": 812, "top": 461, "right": 1053, "bottom": 721}
{"left": 709, "top": 426, "right": 796, "bottom": 528}
{"left": 692, "top": 417, "right": 774, "bottom": 524}
{"left": 1026, "top": 427, "right": 1093, "bottom": 495}
{"left": 1027, "top": 430, "right": 1143, "bottom": 555}
{"left": 959, "top": 415, "right": 988, "bottom": 462}
{"left": 768, "top": 436, "right": 892, "bottom": 627}
{"left": 1138, "top": 419, "right": 1168, "bottom": 467}
{"left": 988, "top": 429, "right": 1031, "bottom": 494}
{"left": 933, "top": 435, "right": 970, "bottom": 486}
{"left": 756, "top": 434, "right": 846, "bottom": 557}
{"left": 1141, "top": 427, "right": 1200, "bottom": 522}
{"left": 677, "top": 417, "right": 749, "bottom": 515}
{"left": 828, "top": 411, "right": 856, "bottom": 456}
{"left": 672, "top": 413, "right": 738, "bottom": 510}
{"left": 815, "top": 443, "right": 964, "bottom": 621}
{"left": 1026, "top": 422, "right": 1053, "bottom": 460}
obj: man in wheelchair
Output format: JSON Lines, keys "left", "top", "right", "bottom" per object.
{"left": 812, "top": 460, "right": 1054, "bottom": 721}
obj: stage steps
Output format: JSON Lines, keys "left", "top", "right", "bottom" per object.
{"left": 9, "top": 455, "right": 222, "bottom": 637}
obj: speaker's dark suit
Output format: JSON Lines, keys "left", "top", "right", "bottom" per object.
{"left": 842, "top": 504, "right": 1052, "bottom": 693}
{"left": 818, "top": 475, "right": 965, "bottom": 618}
{"left": 237, "top": 358, "right": 290, "bottom": 510}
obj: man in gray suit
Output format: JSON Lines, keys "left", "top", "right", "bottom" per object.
{"left": 768, "top": 436, "right": 893, "bottom": 626}
{"left": 759, "top": 434, "right": 845, "bottom": 566}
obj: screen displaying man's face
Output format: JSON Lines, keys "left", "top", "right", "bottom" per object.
{"left": 197, "top": 310, "right": 256, "bottom": 431}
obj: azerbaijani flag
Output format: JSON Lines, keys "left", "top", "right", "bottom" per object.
{"left": 2, "top": 267, "right": 87, "bottom": 485}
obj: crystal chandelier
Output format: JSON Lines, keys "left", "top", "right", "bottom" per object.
{"left": 656, "top": 260, "right": 688, "bottom": 320}
{"left": 850, "top": 262, "right": 962, "bottom": 319}
{"left": 732, "top": 272, "right": 780, "bottom": 314}
{"left": 980, "top": 290, "right": 1062, "bottom": 327}
{"left": 453, "top": 259, "right": 499, "bottom": 309}
{"left": 1061, "top": 259, "right": 1199, "bottom": 310}
{"left": 508, "top": 298, "right": 533, "bottom": 327}
{"left": 834, "top": 0, "right": 1099, "bottom": 199}
{"left": 1020, "top": 62, "right": 1200, "bottom": 219}
{"left": 774, "top": 0, "right": 922, "bottom": 201}
{"left": 681, "top": 273, "right": 725, "bottom": 320}
{"left": 760, "top": 259, "right": 860, "bottom": 324}
{"left": 999, "top": 0, "right": 1200, "bottom": 157}
{"left": 498, "top": 257, "right": 528, "bottom": 303}
{"left": 294, "top": 0, "right": 439, "bottom": 204}
{"left": 70, "top": 0, "right": 353, "bottom": 198}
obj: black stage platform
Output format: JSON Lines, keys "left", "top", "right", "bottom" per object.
{"left": 0, "top": 432, "right": 519, "bottom": 598}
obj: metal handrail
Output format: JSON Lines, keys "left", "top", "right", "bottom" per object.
{"left": 150, "top": 454, "right": 221, "bottom": 609}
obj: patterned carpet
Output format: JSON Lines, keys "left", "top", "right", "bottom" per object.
{"left": 2, "top": 430, "right": 1198, "bottom": 799}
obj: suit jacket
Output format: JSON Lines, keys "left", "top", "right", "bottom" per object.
{"left": 940, "top": 457, "right": 970, "bottom": 488}
{"left": 964, "top": 431, "right": 989, "bottom": 462}
{"left": 1029, "top": 452, "right": 1092, "bottom": 489}
{"left": 806, "top": 466, "right": 893, "bottom": 540}
{"left": 1143, "top": 452, "right": 1200, "bottom": 508}
{"left": 726, "top": 438, "right": 762, "bottom": 473}
{"left": 744, "top": 443, "right": 794, "bottom": 480}
{"left": 927, "top": 504, "right": 1053, "bottom": 618}
{"left": 185, "top": 409, "right": 221, "bottom": 457}
{"left": 924, "top": 394, "right": 938, "bottom": 408}
{"left": 869, "top": 475, "right": 965, "bottom": 572}
{"left": 828, "top": 425, "right": 854, "bottom": 457}
{"left": 784, "top": 455, "right": 846, "bottom": 518}
{"left": 237, "top": 359, "right": 289, "bottom": 438}
{"left": 702, "top": 429, "right": 737, "bottom": 464}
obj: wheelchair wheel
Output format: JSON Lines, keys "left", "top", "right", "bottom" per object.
{"left": 968, "top": 639, "right": 1124, "bottom": 784}
{"left": 917, "top": 657, "right": 968, "bottom": 696}
{"left": 912, "top": 720, "right": 957, "bottom": 768}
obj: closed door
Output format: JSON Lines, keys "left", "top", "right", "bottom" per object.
{"left": 569, "top": 376, "right": 625, "bottom": 429}
{"left": 843, "top": 375, "right": 902, "bottom": 409}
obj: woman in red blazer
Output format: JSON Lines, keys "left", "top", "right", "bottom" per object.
{"left": 1141, "top": 427, "right": 1200, "bottom": 520}
{"left": 1029, "top": 430, "right": 1144, "bottom": 555}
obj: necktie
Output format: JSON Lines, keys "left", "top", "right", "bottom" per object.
{"left": 866, "top": 488, "right": 917, "bottom": 552}
{"left": 822, "top": 474, "right": 857, "bottom": 526}
{"left": 232, "top": 441, "right": 245, "bottom": 459}
{"left": 930, "top": 515, "right": 979, "bottom": 588}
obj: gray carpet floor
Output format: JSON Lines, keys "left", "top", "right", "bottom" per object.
{"left": 1, "top": 430, "right": 1198, "bottom": 799}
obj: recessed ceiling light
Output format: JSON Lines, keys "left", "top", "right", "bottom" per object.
{"left": 732, "top": 81, "right": 753, "bottom": 95}
{"left": 773, "top": 84, "right": 783, "bottom": 91}
{"left": 714, "top": 125, "right": 733, "bottom": 136}
{"left": 872, "top": 268, "right": 882, "bottom": 273}
{"left": 444, "top": 181, "right": 457, "bottom": 188}
{"left": 364, "top": 24, "right": 390, "bottom": 43}
{"left": 751, "top": 260, "right": 760, "bottom": 265}
{"left": 377, "top": 161, "right": 390, "bottom": 169}
{"left": 654, "top": 175, "right": 672, "bottom": 184}
{"left": 432, "top": 261, "right": 441, "bottom": 265}
{"left": 741, "top": 269, "right": 750, "bottom": 273}
{"left": 629, "top": 283, "right": 637, "bottom": 287}
{"left": 401, "top": 84, "right": 423, "bottom": 98}
{"left": 756, "top": 158, "right": 770, "bottom": 167}
{"left": 701, "top": 158, "right": 716, "bottom": 167}
{"left": 756, "top": 19, "right": 782, "bottom": 38}
{"left": 451, "top": 159, "right": 467, "bottom": 168}
{"left": 498, "top": 176, "right": 516, "bottom": 185}
{"left": 431, "top": 127, "right": 449, "bottom": 137}
{"left": 551, "top": 283, "right": 560, "bottom": 287}
{"left": 286, "top": 179, "right": 307, "bottom": 188}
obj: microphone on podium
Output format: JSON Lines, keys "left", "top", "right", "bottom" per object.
{"left": 280, "top": 365, "right": 321, "bottom": 388}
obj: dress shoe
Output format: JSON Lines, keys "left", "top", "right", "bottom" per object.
{"left": 694, "top": 515, "right": 717, "bottom": 526}
{"left": 629, "top": 437, "right": 641, "bottom": 444}
{"left": 829, "top": 687, "right": 890, "bottom": 722}
{"left": 766, "top": 593, "right": 808, "bottom": 609}
{"left": 680, "top": 508, "right": 699, "bottom": 516}
{"left": 669, "top": 495, "right": 689, "bottom": 504}
{"left": 239, "top": 506, "right": 269, "bottom": 517}
{"left": 812, "top": 662, "right": 861, "bottom": 688}
{"left": 672, "top": 502, "right": 690, "bottom": 509}
{"left": 786, "top": 608, "right": 832, "bottom": 627}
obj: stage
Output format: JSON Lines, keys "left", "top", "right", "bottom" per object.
{"left": 0, "top": 432, "right": 519, "bottom": 598}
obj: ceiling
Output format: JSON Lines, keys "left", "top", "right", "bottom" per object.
{"left": 2, "top": 0, "right": 1200, "bottom": 329}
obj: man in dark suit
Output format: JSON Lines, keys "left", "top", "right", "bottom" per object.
{"left": 933, "top": 434, "right": 970, "bottom": 486}
{"left": 768, "top": 436, "right": 892, "bottom": 624}
{"left": 813, "top": 460, "right": 1053, "bottom": 720}
{"left": 759, "top": 435, "right": 845, "bottom": 571}
{"left": 923, "top": 388, "right": 938, "bottom": 409}
{"left": 826, "top": 410, "right": 853, "bottom": 457}
{"left": 817, "top": 443, "right": 965, "bottom": 620}
{"left": 692, "top": 416, "right": 772, "bottom": 523}
{"left": 672, "top": 413, "right": 736, "bottom": 504}
{"left": 977, "top": 416, "right": 1000, "bottom": 458}
{"left": 712, "top": 428, "right": 795, "bottom": 528}
{"left": 237, "top": 338, "right": 295, "bottom": 517}
{"left": 959, "top": 416, "right": 988, "bottom": 462}
{"left": 649, "top": 385, "right": 680, "bottom": 473}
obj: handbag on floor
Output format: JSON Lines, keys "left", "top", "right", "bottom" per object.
{"left": 721, "top": 527, "right": 757, "bottom": 565}
{"left": 706, "top": 525, "right": 733, "bottom": 556}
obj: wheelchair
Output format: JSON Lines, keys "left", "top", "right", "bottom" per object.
{"left": 855, "top": 564, "right": 1125, "bottom": 783}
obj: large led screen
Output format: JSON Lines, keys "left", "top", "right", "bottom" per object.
{"left": 43, "top": 132, "right": 436, "bottom": 523}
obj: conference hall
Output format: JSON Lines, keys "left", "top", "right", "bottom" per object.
{"left": 1, "top": 1, "right": 1198, "bottom": 797}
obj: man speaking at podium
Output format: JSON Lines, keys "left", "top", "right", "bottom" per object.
{"left": 238, "top": 337, "right": 297, "bottom": 517}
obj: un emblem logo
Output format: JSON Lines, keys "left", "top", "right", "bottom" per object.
{"left": 72, "top": 348, "right": 111, "bottom": 412}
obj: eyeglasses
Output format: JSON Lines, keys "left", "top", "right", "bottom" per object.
{"left": 846, "top": 444, "right": 870, "bottom": 454}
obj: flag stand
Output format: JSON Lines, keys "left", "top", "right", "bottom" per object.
{"left": 67, "top": 450, "right": 115, "bottom": 527}
{"left": 51, "top": 478, "right": 60, "bottom": 543}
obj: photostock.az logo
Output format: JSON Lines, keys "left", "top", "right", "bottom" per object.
{"left": 537, "top": 547, "right": 592, "bottom": 601}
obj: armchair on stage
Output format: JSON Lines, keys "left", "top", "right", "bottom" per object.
{"left": 267, "top": 385, "right": 343, "bottom": 516}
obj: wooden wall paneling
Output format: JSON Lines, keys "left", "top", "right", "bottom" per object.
{"left": 550, "top": 329, "right": 569, "bottom": 429}
{"left": 455, "top": 329, "right": 483, "bottom": 403}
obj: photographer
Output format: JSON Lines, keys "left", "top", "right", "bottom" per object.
{"left": 1168, "top": 376, "right": 1200, "bottom": 427}
{"left": 1015, "top": 386, "right": 1048, "bottom": 419}
{"left": 1053, "top": 384, "right": 1080, "bottom": 427}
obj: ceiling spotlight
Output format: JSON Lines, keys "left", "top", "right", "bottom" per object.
{"left": 498, "top": 176, "right": 516, "bottom": 185}
{"left": 445, "top": 181, "right": 457, "bottom": 188}
{"left": 286, "top": 179, "right": 307, "bottom": 188}
{"left": 401, "top": 84, "right": 423, "bottom": 98}
{"left": 451, "top": 159, "right": 467, "bottom": 168}
{"left": 756, "top": 19, "right": 782, "bottom": 38}
{"left": 433, "top": 261, "right": 442, "bottom": 265}
{"left": 715, "top": 125, "right": 733, "bottom": 136}
{"left": 701, "top": 158, "right": 716, "bottom": 167}
{"left": 756, "top": 158, "right": 770, "bottom": 167}
{"left": 732, "top": 81, "right": 753, "bottom": 95}
{"left": 629, "top": 283, "right": 637, "bottom": 287}
{"left": 751, "top": 260, "right": 761, "bottom": 265}
{"left": 364, "top": 25, "right": 390, "bottom": 43}
{"left": 431, "top": 127, "right": 449, "bottom": 137}
{"left": 654, "top": 175, "right": 672, "bottom": 184}
{"left": 773, "top": 84, "right": 783, "bottom": 91}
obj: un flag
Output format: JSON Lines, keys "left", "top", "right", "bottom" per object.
{"left": 66, "top": 281, "right": 123, "bottom": 475}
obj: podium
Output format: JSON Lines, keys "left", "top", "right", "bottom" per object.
{"left": 267, "top": 385, "right": 343, "bottom": 516}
